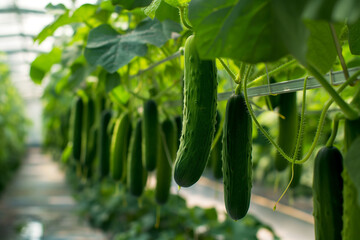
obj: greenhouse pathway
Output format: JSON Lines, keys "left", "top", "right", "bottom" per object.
{"left": 0, "top": 148, "right": 107, "bottom": 240}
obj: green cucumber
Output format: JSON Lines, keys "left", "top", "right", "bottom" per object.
{"left": 174, "top": 115, "right": 182, "bottom": 150}
{"left": 72, "top": 97, "right": 83, "bottom": 161}
{"left": 265, "top": 76, "right": 279, "bottom": 110}
{"left": 142, "top": 100, "right": 159, "bottom": 171}
{"left": 222, "top": 93, "right": 252, "bottom": 220}
{"left": 211, "top": 110, "right": 223, "bottom": 179}
{"left": 99, "top": 110, "right": 112, "bottom": 179}
{"left": 312, "top": 146, "right": 343, "bottom": 240}
{"left": 83, "top": 98, "right": 96, "bottom": 177}
{"left": 174, "top": 35, "right": 217, "bottom": 187}
{"left": 110, "top": 112, "right": 131, "bottom": 181}
{"left": 127, "top": 119, "right": 146, "bottom": 197}
{"left": 156, "top": 119, "right": 177, "bottom": 205}
{"left": 275, "top": 92, "right": 298, "bottom": 171}
{"left": 342, "top": 118, "right": 360, "bottom": 240}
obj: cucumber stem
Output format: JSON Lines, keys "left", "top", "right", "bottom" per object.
{"left": 274, "top": 76, "right": 308, "bottom": 210}
{"left": 244, "top": 69, "right": 360, "bottom": 165}
{"left": 329, "top": 23, "right": 349, "bottom": 80}
{"left": 179, "top": 7, "right": 193, "bottom": 30}
{"left": 326, "top": 118, "right": 340, "bottom": 147}
{"left": 218, "top": 58, "right": 236, "bottom": 81}
{"left": 248, "top": 59, "right": 297, "bottom": 87}
{"left": 306, "top": 64, "right": 359, "bottom": 120}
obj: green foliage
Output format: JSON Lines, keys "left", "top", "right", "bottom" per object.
{"left": 0, "top": 62, "right": 27, "bottom": 193}
{"left": 84, "top": 19, "right": 182, "bottom": 73}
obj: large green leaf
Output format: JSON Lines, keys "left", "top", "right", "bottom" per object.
{"left": 305, "top": 21, "right": 340, "bottom": 73}
{"left": 105, "top": 72, "right": 121, "bottom": 93}
{"left": 35, "top": 4, "right": 99, "bottom": 44}
{"left": 188, "top": 0, "right": 287, "bottom": 63}
{"left": 344, "top": 136, "right": 360, "bottom": 207}
{"left": 348, "top": 19, "right": 360, "bottom": 55}
{"left": 84, "top": 19, "right": 181, "bottom": 72}
{"left": 30, "top": 47, "right": 62, "bottom": 84}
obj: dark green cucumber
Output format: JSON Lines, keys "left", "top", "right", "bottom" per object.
{"left": 211, "top": 110, "right": 223, "bottom": 179}
{"left": 275, "top": 92, "right": 298, "bottom": 171}
{"left": 342, "top": 117, "right": 360, "bottom": 240}
{"left": 313, "top": 146, "right": 343, "bottom": 240}
{"left": 174, "top": 115, "right": 182, "bottom": 150}
{"left": 174, "top": 35, "right": 217, "bottom": 187}
{"left": 265, "top": 76, "right": 279, "bottom": 110}
{"left": 222, "top": 93, "right": 252, "bottom": 220}
{"left": 142, "top": 99, "right": 159, "bottom": 171}
{"left": 99, "top": 110, "right": 112, "bottom": 179}
{"left": 127, "top": 119, "right": 146, "bottom": 197}
{"left": 156, "top": 119, "right": 177, "bottom": 205}
{"left": 83, "top": 98, "right": 96, "bottom": 177}
{"left": 110, "top": 112, "right": 131, "bottom": 181}
{"left": 72, "top": 97, "right": 83, "bottom": 161}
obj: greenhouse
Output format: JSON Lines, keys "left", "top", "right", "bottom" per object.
{"left": 0, "top": 0, "right": 359, "bottom": 239}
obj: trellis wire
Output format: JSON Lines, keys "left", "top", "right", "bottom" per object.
{"left": 127, "top": 51, "right": 360, "bottom": 106}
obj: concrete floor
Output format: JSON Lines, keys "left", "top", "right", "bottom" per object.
{"left": 0, "top": 148, "right": 314, "bottom": 240}
{"left": 0, "top": 148, "right": 106, "bottom": 240}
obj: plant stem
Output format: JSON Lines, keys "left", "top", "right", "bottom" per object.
{"left": 274, "top": 76, "right": 308, "bottom": 210}
{"left": 307, "top": 64, "right": 359, "bottom": 120}
{"left": 218, "top": 58, "right": 236, "bottom": 81}
{"left": 179, "top": 7, "right": 193, "bottom": 30}
{"left": 329, "top": 23, "right": 349, "bottom": 80}
{"left": 248, "top": 59, "right": 297, "bottom": 87}
{"left": 244, "top": 69, "right": 360, "bottom": 164}
{"left": 326, "top": 118, "right": 340, "bottom": 147}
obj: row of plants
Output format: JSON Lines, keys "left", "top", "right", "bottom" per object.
{"left": 32, "top": 0, "right": 360, "bottom": 239}
{"left": 0, "top": 58, "right": 28, "bottom": 194}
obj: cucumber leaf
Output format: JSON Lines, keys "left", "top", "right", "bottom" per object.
{"left": 84, "top": 19, "right": 181, "bottom": 73}
{"left": 348, "top": 19, "right": 360, "bottom": 55}
{"left": 188, "top": 0, "right": 287, "bottom": 63}
{"left": 30, "top": 47, "right": 62, "bottom": 84}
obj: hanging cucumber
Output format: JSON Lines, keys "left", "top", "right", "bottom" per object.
{"left": 274, "top": 92, "right": 298, "bottom": 171}
{"left": 174, "top": 35, "right": 217, "bottom": 187}
{"left": 142, "top": 99, "right": 159, "bottom": 172}
{"left": 110, "top": 112, "right": 131, "bottom": 181}
{"left": 265, "top": 76, "right": 280, "bottom": 110}
{"left": 342, "top": 118, "right": 360, "bottom": 240}
{"left": 174, "top": 115, "right": 182, "bottom": 150}
{"left": 127, "top": 119, "right": 147, "bottom": 197}
{"left": 222, "top": 93, "right": 252, "bottom": 220}
{"left": 312, "top": 146, "right": 343, "bottom": 240}
{"left": 99, "top": 110, "right": 112, "bottom": 179}
{"left": 72, "top": 97, "right": 83, "bottom": 161}
{"left": 211, "top": 110, "right": 223, "bottom": 179}
{"left": 156, "top": 119, "right": 177, "bottom": 205}
{"left": 83, "top": 98, "right": 96, "bottom": 178}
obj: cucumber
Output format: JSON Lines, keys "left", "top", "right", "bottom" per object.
{"left": 83, "top": 98, "right": 96, "bottom": 177}
{"left": 211, "top": 110, "right": 223, "bottom": 179}
{"left": 142, "top": 99, "right": 159, "bottom": 171}
{"left": 72, "top": 97, "right": 83, "bottom": 161}
{"left": 99, "top": 110, "right": 112, "bottom": 179}
{"left": 265, "top": 76, "right": 279, "bottom": 110}
{"left": 222, "top": 93, "right": 252, "bottom": 220}
{"left": 127, "top": 119, "right": 146, "bottom": 197}
{"left": 274, "top": 92, "right": 298, "bottom": 171}
{"left": 156, "top": 119, "right": 177, "bottom": 205}
{"left": 174, "top": 35, "right": 217, "bottom": 187}
{"left": 174, "top": 115, "right": 182, "bottom": 150}
{"left": 342, "top": 118, "right": 360, "bottom": 240}
{"left": 312, "top": 146, "right": 343, "bottom": 240}
{"left": 110, "top": 112, "right": 131, "bottom": 181}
